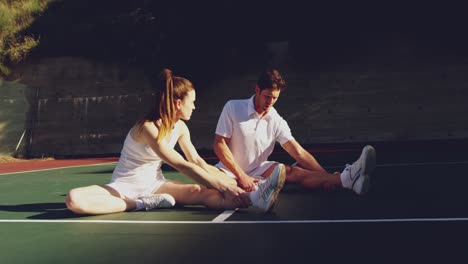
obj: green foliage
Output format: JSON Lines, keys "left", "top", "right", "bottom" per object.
{"left": 0, "top": 0, "right": 53, "bottom": 77}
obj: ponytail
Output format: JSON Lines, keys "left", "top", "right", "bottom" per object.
{"left": 157, "top": 69, "right": 177, "bottom": 142}
{"left": 137, "top": 68, "right": 195, "bottom": 142}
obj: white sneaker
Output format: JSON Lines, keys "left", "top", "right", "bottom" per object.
{"left": 139, "top": 194, "right": 176, "bottom": 210}
{"left": 344, "top": 145, "right": 376, "bottom": 195}
{"left": 251, "top": 164, "right": 286, "bottom": 212}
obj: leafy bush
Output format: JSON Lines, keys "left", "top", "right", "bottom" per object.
{"left": 0, "top": 0, "right": 53, "bottom": 76}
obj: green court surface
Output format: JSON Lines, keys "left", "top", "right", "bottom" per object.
{"left": 2, "top": 144, "right": 468, "bottom": 263}
{"left": 0, "top": 164, "right": 218, "bottom": 222}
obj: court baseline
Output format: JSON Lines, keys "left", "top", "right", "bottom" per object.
{"left": 1, "top": 217, "right": 468, "bottom": 224}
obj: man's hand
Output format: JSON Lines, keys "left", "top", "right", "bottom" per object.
{"left": 237, "top": 174, "right": 260, "bottom": 192}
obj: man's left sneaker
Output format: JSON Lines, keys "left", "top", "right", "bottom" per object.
{"left": 343, "top": 145, "right": 376, "bottom": 195}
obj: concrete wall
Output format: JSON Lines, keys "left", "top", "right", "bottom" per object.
{"left": 9, "top": 57, "right": 154, "bottom": 157}
{"left": 4, "top": 56, "right": 468, "bottom": 158}
{"left": 0, "top": 81, "right": 30, "bottom": 156}
{"left": 189, "top": 66, "right": 468, "bottom": 149}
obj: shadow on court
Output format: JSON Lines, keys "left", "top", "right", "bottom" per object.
{"left": 78, "top": 169, "right": 115, "bottom": 174}
{"left": 0, "top": 202, "right": 76, "bottom": 219}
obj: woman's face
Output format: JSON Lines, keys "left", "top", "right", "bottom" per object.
{"left": 177, "top": 90, "right": 196, "bottom": 121}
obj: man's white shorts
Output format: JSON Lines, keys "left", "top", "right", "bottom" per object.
{"left": 216, "top": 161, "right": 278, "bottom": 179}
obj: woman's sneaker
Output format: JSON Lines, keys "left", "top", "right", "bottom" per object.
{"left": 250, "top": 164, "right": 286, "bottom": 212}
{"left": 139, "top": 194, "right": 176, "bottom": 210}
{"left": 343, "top": 145, "right": 376, "bottom": 195}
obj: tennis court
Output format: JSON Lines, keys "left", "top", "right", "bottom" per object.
{"left": 1, "top": 140, "right": 468, "bottom": 263}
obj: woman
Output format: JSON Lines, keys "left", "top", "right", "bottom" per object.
{"left": 66, "top": 69, "right": 285, "bottom": 214}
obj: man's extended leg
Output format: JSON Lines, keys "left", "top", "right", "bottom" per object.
{"left": 284, "top": 165, "right": 342, "bottom": 189}
{"left": 259, "top": 161, "right": 341, "bottom": 189}
{"left": 262, "top": 145, "right": 376, "bottom": 195}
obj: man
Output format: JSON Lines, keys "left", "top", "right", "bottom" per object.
{"left": 213, "top": 68, "right": 376, "bottom": 194}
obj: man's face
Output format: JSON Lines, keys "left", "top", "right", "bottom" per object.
{"left": 254, "top": 86, "right": 281, "bottom": 114}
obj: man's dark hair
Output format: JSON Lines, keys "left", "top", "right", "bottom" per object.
{"left": 257, "top": 68, "right": 287, "bottom": 91}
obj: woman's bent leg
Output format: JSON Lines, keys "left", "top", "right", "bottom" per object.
{"left": 66, "top": 185, "right": 136, "bottom": 215}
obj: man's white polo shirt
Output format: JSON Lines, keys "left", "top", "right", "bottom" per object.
{"left": 215, "top": 95, "right": 294, "bottom": 175}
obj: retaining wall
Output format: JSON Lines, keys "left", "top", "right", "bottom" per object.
{"left": 3, "top": 57, "right": 468, "bottom": 157}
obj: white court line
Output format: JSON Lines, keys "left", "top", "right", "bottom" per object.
{"left": 0, "top": 162, "right": 117, "bottom": 176}
{"left": 1, "top": 217, "right": 468, "bottom": 224}
{"left": 212, "top": 209, "right": 238, "bottom": 222}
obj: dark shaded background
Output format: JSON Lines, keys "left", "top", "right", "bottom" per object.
{"left": 4, "top": 0, "right": 468, "bottom": 158}
{"left": 23, "top": 0, "right": 468, "bottom": 86}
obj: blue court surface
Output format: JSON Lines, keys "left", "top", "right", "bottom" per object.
{"left": 1, "top": 139, "right": 468, "bottom": 263}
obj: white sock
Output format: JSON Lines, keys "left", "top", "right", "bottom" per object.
{"left": 135, "top": 199, "right": 145, "bottom": 211}
{"left": 340, "top": 166, "right": 352, "bottom": 189}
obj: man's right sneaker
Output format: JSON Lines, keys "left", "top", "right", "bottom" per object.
{"left": 139, "top": 194, "right": 176, "bottom": 211}
{"left": 344, "top": 145, "right": 376, "bottom": 195}
{"left": 250, "top": 164, "right": 286, "bottom": 212}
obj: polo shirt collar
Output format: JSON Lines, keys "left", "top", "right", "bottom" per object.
{"left": 248, "top": 95, "right": 274, "bottom": 118}
{"left": 247, "top": 95, "right": 257, "bottom": 117}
